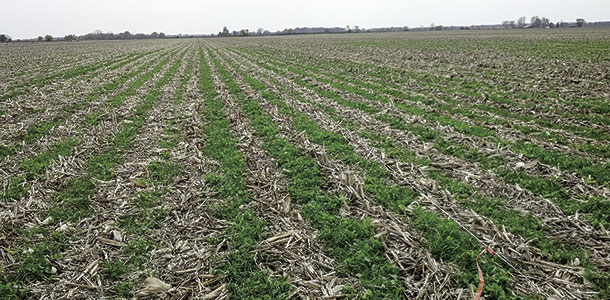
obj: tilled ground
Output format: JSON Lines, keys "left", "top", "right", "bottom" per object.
{"left": 1, "top": 31, "right": 609, "bottom": 300}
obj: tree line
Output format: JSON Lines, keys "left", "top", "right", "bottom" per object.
{"left": 501, "top": 17, "right": 586, "bottom": 29}
{"left": 0, "top": 34, "right": 12, "bottom": 43}
{"left": 0, "top": 17, "right": 598, "bottom": 43}
{"left": 24, "top": 30, "right": 169, "bottom": 42}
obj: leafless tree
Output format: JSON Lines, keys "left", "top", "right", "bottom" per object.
{"left": 517, "top": 16, "right": 526, "bottom": 28}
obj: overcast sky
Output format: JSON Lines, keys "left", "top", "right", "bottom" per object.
{"left": 2, "top": 0, "right": 609, "bottom": 39}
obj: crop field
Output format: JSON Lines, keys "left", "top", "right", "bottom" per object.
{"left": 0, "top": 29, "right": 609, "bottom": 299}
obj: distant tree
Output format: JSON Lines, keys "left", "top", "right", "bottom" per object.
{"left": 549, "top": 22, "right": 556, "bottom": 28}
{"left": 502, "top": 20, "right": 516, "bottom": 29}
{"left": 38, "top": 36, "right": 43, "bottom": 41}
{"left": 159, "top": 32, "right": 165, "bottom": 38}
{"left": 150, "top": 31, "right": 159, "bottom": 39}
{"left": 64, "top": 34, "right": 76, "bottom": 42}
{"left": 221, "top": 26, "right": 230, "bottom": 37}
{"left": 517, "top": 16, "right": 526, "bottom": 28}
{"left": 354, "top": 25, "right": 360, "bottom": 33}
{"left": 256, "top": 28, "right": 264, "bottom": 35}
{"left": 576, "top": 18, "right": 586, "bottom": 27}
{"left": 541, "top": 17, "right": 550, "bottom": 28}
{"left": 263, "top": 30, "right": 271, "bottom": 35}
{"left": 530, "top": 16, "right": 542, "bottom": 28}
{"left": 430, "top": 23, "right": 435, "bottom": 30}
{"left": 45, "top": 34, "right": 53, "bottom": 42}
{"left": 434, "top": 25, "right": 444, "bottom": 31}
{"left": 0, "top": 34, "right": 7, "bottom": 43}
{"left": 239, "top": 29, "right": 249, "bottom": 36}
{"left": 347, "top": 25, "right": 352, "bottom": 33}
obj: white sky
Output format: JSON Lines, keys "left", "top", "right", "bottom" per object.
{"left": 1, "top": 0, "right": 609, "bottom": 39}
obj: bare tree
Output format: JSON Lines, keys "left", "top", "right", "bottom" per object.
{"left": 221, "top": 26, "right": 230, "bottom": 37}
{"left": 502, "top": 20, "right": 516, "bottom": 29}
{"left": 517, "top": 16, "right": 526, "bottom": 28}
{"left": 531, "top": 16, "right": 542, "bottom": 28}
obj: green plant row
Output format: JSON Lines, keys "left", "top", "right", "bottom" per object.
{"left": 238, "top": 47, "right": 610, "bottom": 164}
{"left": 1, "top": 48, "right": 185, "bottom": 203}
{"left": 212, "top": 48, "right": 526, "bottom": 299}
{"left": 239, "top": 48, "right": 610, "bottom": 185}
{"left": 104, "top": 51, "right": 196, "bottom": 298}
{"left": 221, "top": 47, "right": 610, "bottom": 298}
{"left": 221, "top": 49, "right": 599, "bottom": 268}
{"left": 0, "top": 46, "right": 189, "bottom": 298}
{"left": 0, "top": 51, "right": 137, "bottom": 101}
{"left": 250, "top": 46, "right": 610, "bottom": 132}
{"left": 229, "top": 47, "right": 610, "bottom": 229}
{"left": 0, "top": 48, "right": 171, "bottom": 162}
{"left": 198, "top": 47, "right": 293, "bottom": 299}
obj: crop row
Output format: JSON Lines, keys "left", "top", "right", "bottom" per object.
{"left": 214, "top": 45, "right": 610, "bottom": 298}
{"left": 205, "top": 46, "right": 552, "bottom": 299}
{"left": 226, "top": 47, "right": 610, "bottom": 229}
{"left": 248, "top": 45, "right": 610, "bottom": 151}
{"left": 0, "top": 45, "right": 189, "bottom": 298}
{"left": 0, "top": 47, "right": 173, "bottom": 161}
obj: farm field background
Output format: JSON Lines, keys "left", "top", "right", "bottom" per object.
{"left": 1, "top": 29, "right": 609, "bottom": 299}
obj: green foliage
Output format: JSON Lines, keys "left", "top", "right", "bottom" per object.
{"left": 199, "top": 48, "right": 293, "bottom": 298}
{"left": 48, "top": 177, "right": 96, "bottom": 222}
{"left": 103, "top": 260, "right": 130, "bottom": 281}
{"left": 87, "top": 149, "right": 123, "bottom": 180}
{"left": 212, "top": 50, "right": 404, "bottom": 298}
{"left": 147, "top": 161, "right": 182, "bottom": 184}
{"left": 16, "top": 228, "right": 67, "bottom": 282}
{"left": 131, "top": 190, "right": 166, "bottom": 208}
{"left": 0, "top": 270, "right": 28, "bottom": 299}
{"left": 20, "top": 139, "right": 78, "bottom": 174}
{"left": 113, "top": 282, "right": 133, "bottom": 298}
{"left": 584, "top": 269, "right": 610, "bottom": 299}
{"left": 118, "top": 208, "right": 169, "bottom": 234}
{"left": 412, "top": 208, "right": 515, "bottom": 299}
{"left": 0, "top": 52, "right": 135, "bottom": 101}
{"left": 0, "top": 47, "right": 189, "bottom": 298}
{"left": 85, "top": 111, "right": 104, "bottom": 126}
{"left": 158, "top": 127, "right": 182, "bottom": 149}
{"left": 0, "top": 144, "right": 18, "bottom": 160}
{"left": 125, "top": 239, "right": 154, "bottom": 267}
{"left": 1, "top": 176, "right": 29, "bottom": 202}
{"left": 512, "top": 141, "right": 610, "bottom": 186}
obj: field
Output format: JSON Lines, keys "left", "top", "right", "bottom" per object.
{"left": 1, "top": 29, "right": 609, "bottom": 299}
